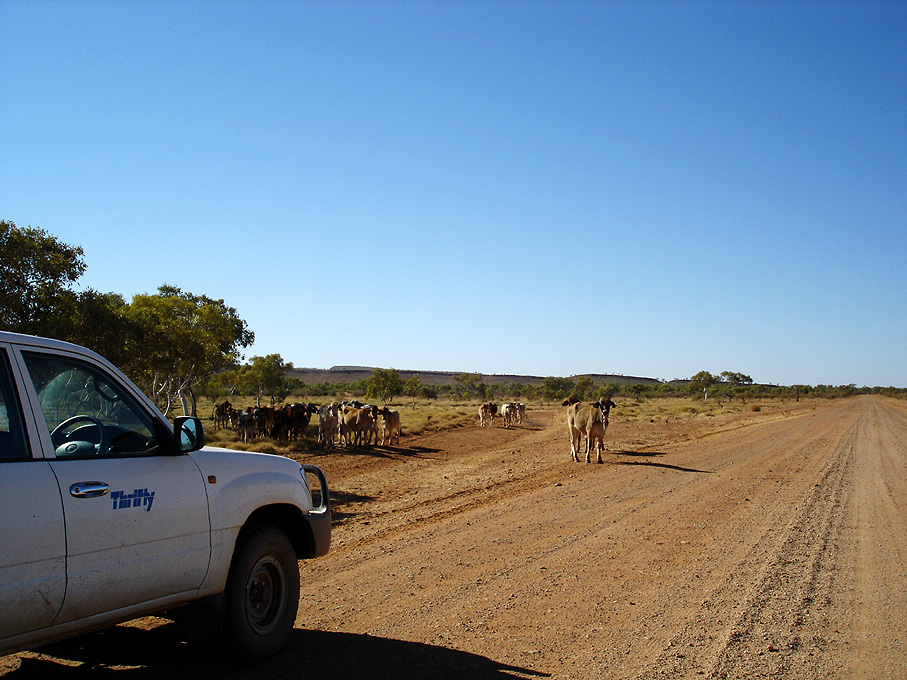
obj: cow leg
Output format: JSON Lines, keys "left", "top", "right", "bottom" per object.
{"left": 570, "top": 428, "right": 580, "bottom": 462}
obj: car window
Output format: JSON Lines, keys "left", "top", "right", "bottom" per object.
{"left": 21, "top": 352, "right": 164, "bottom": 458}
{"left": 0, "top": 352, "right": 29, "bottom": 460}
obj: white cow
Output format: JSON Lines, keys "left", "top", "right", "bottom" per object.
{"left": 318, "top": 402, "right": 340, "bottom": 448}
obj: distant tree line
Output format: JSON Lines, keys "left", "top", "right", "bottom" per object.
{"left": 200, "top": 368, "right": 903, "bottom": 408}
{"left": 3, "top": 219, "right": 904, "bottom": 415}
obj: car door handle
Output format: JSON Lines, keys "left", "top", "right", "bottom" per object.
{"left": 70, "top": 482, "right": 110, "bottom": 498}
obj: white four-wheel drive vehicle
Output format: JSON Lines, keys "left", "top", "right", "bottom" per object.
{"left": 0, "top": 332, "right": 330, "bottom": 660}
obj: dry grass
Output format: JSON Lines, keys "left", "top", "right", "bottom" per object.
{"left": 192, "top": 395, "right": 818, "bottom": 454}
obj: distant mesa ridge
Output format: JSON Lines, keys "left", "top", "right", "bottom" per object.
{"left": 288, "top": 366, "right": 663, "bottom": 386}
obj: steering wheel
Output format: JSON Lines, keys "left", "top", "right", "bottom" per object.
{"left": 51, "top": 415, "right": 108, "bottom": 456}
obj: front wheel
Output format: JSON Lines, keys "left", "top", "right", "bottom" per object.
{"left": 223, "top": 525, "right": 300, "bottom": 661}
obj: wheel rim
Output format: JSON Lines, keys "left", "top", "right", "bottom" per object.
{"left": 244, "top": 555, "right": 286, "bottom": 634}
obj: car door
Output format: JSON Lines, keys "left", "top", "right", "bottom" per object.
{"left": 15, "top": 347, "right": 212, "bottom": 623}
{"left": 0, "top": 346, "right": 66, "bottom": 638}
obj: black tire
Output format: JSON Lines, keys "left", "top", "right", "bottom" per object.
{"left": 223, "top": 525, "right": 300, "bottom": 661}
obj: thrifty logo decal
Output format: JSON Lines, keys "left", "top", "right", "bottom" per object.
{"left": 111, "top": 488, "right": 155, "bottom": 512}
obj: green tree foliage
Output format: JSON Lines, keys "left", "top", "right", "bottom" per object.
{"left": 718, "top": 371, "right": 754, "bottom": 402}
{"left": 720, "top": 371, "right": 753, "bottom": 387}
{"left": 66, "top": 291, "right": 135, "bottom": 367}
{"left": 196, "top": 368, "right": 240, "bottom": 404}
{"left": 598, "top": 382, "right": 620, "bottom": 400}
{"left": 124, "top": 286, "right": 254, "bottom": 415}
{"left": 240, "top": 354, "right": 293, "bottom": 407}
{"left": 688, "top": 371, "right": 718, "bottom": 402}
{"left": 573, "top": 376, "right": 594, "bottom": 401}
{"left": 367, "top": 368, "right": 404, "bottom": 405}
{"left": 541, "top": 376, "right": 575, "bottom": 403}
{"left": 791, "top": 384, "right": 812, "bottom": 402}
{"left": 628, "top": 383, "right": 648, "bottom": 401}
{"left": 403, "top": 374, "right": 423, "bottom": 408}
{"left": 0, "top": 220, "right": 86, "bottom": 336}
{"left": 453, "top": 373, "right": 484, "bottom": 400}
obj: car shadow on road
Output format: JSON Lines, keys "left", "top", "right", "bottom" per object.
{"left": 327, "top": 488, "right": 376, "bottom": 524}
{"left": 612, "top": 450, "right": 713, "bottom": 474}
{"left": 7, "top": 625, "right": 551, "bottom": 680}
{"left": 289, "top": 630, "right": 551, "bottom": 679}
{"left": 305, "top": 444, "right": 445, "bottom": 460}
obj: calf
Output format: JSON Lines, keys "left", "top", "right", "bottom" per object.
{"left": 251, "top": 406, "right": 274, "bottom": 439}
{"left": 478, "top": 402, "right": 497, "bottom": 427}
{"left": 500, "top": 402, "right": 517, "bottom": 429}
{"left": 380, "top": 407, "right": 402, "bottom": 445}
{"left": 318, "top": 402, "right": 340, "bottom": 448}
{"left": 236, "top": 410, "right": 256, "bottom": 443}
{"left": 213, "top": 400, "right": 233, "bottom": 430}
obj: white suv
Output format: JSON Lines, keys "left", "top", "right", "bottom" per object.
{"left": 0, "top": 332, "right": 330, "bottom": 660}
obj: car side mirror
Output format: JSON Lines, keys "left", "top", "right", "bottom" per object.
{"left": 174, "top": 416, "right": 205, "bottom": 453}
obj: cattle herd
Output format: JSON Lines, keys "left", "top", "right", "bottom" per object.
{"left": 212, "top": 400, "right": 403, "bottom": 447}
{"left": 212, "top": 396, "right": 615, "bottom": 463}
{"left": 477, "top": 401, "right": 526, "bottom": 428}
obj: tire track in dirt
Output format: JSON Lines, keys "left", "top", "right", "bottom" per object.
{"left": 846, "top": 397, "right": 907, "bottom": 679}
{"left": 640, "top": 397, "right": 907, "bottom": 679}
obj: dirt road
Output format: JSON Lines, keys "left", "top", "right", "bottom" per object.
{"left": 5, "top": 395, "right": 906, "bottom": 679}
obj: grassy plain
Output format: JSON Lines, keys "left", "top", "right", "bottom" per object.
{"left": 196, "top": 394, "right": 811, "bottom": 456}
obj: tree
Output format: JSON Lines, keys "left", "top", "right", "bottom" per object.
{"left": 628, "top": 383, "right": 648, "bottom": 401}
{"left": 688, "top": 371, "right": 718, "bottom": 402}
{"left": 242, "top": 354, "right": 293, "bottom": 407}
{"left": 791, "top": 384, "right": 811, "bottom": 402}
{"left": 720, "top": 371, "right": 753, "bottom": 387}
{"left": 541, "top": 376, "right": 575, "bottom": 403}
{"left": 573, "top": 376, "right": 594, "bottom": 401}
{"left": 66, "top": 290, "right": 135, "bottom": 367}
{"left": 719, "top": 371, "right": 754, "bottom": 403}
{"left": 366, "top": 368, "right": 404, "bottom": 405}
{"left": 453, "top": 373, "right": 484, "bottom": 400}
{"left": 124, "top": 286, "right": 254, "bottom": 415}
{"left": 598, "top": 382, "right": 620, "bottom": 400}
{"left": 0, "top": 220, "right": 86, "bottom": 335}
{"left": 0, "top": 223, "right": 255, "bottom": 415}
{"left": 403, "top": 374, "right": 423, "bottom": 408}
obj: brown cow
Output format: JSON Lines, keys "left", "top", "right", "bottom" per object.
{"left": 478, "top": 402, "right": 497, "bottom": 427}
{"left": 213, "top": 400, "right": 233, "bottom": 430}
{"left": 339, "top": 405, "right": 380, "bottom": 447}
{"left": 562, "top": 397, "right": 616, "bottom": 463}
{"left": 286, "top": 402, "right": 319, "bottom": 441}
{"left": 380, "top": 407, "right": 402, "bottom": 445}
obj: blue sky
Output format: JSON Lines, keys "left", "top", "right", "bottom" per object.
{"left": 2, "top": 1, "right": 905, "bottom": 387}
